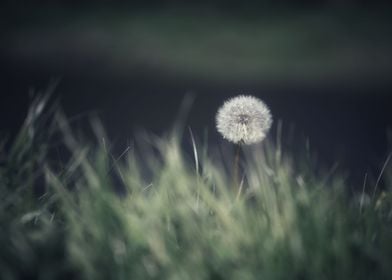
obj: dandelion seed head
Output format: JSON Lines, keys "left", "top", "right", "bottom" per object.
{"left": 216, "top": 95, "right": 272, "bottom": 145}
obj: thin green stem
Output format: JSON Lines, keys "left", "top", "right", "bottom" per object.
{"left": 233, "top": 144, "right": 242, "bottom": 194}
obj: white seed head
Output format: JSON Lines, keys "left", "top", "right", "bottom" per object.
{"left": 216, "top": 95, "right": 272, "bottom": 145}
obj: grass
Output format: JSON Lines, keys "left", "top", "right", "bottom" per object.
{"left": 1, "top": 92, "right": 392, "bottom": 280}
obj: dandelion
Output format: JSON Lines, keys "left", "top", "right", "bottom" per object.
{"left": 216, "top": 95, "right": 272, "bottom": 195}
{"left": 216, "top": 95, "right": 272, "bottom": 145}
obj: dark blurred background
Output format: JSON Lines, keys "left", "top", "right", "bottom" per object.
{"left": 1, "top": 0, "right": 392, "bottom": 185}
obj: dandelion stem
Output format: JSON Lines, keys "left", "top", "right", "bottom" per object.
{"left": 233, "top": 144, "right": 242, "bottom": 193}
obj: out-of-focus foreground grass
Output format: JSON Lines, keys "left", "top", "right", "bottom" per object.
{"left": 1, "top": 92, "right": 392, "bottom": 280}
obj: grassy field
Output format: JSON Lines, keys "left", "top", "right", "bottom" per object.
{"left": 1, "top": 92, "right": 392, "bottom": 280}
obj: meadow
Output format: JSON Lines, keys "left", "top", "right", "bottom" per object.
{"left": 1, "top": 92, "right": 392, "bottom": 280}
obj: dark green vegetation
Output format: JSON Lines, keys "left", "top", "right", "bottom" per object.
{"left": 1, "top": 93, "right": 392, "bottom": 280}
{"left": 2, "top": 7, "right": 392, "bottom": 86}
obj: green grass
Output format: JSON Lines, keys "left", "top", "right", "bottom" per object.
{"left": 1, "top": 92, "right": 392, "bottom": 280}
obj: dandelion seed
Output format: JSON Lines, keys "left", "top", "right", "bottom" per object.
{"left": 216, "top": 95, "right": 272, "bottom": 145}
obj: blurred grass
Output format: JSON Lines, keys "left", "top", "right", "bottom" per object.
{"left": 1, "top": 91, "right": 392, "bottom": 279}
{"left": 2, "top": 8, "right": 392, "bottom": 85}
